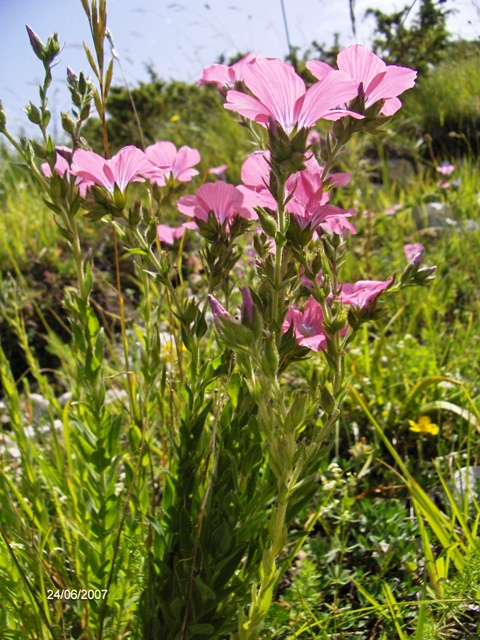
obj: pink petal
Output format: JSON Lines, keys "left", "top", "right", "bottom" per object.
{"left": 241, "top": 57, "right": 306, "bottom": 133}
{"left": 337, "top": 45, "right": 386, "bottom": 88}
{"left": 71, "top": 149, "right": 115, "bottom": 192}
{"left": 338, "top": 278, "right": 393, "bottom": 307}
{"left": 241, "top": 150, "right": 271, "bottom": 189}
{"left": 197, "top": 181, "right": 236, "bottom": 224}
{"left": 306, "top": 60, "right": 335, "bottom": 82}
{"left": 197, "top": 63, "right": 236, "bottom": 88}
{"left": 328, "top": 172, "right": 353, "bottom": 187}
{"left": 380, "top": 97, "right": 402, "bottom": 116}
{"left": 224, "top": 90, "right": 271, "bottom": 126}
{"left": 236, "top": 184, "right": 273, "bottom": 213}
{"left": 173, "top": 145, "right": 201, "bottom": 181}
{"left": 157, "top": 224, "right": 187, "bottom": 245}
{"left": 208, "top": 164, "right": 228, "bottom": 175}
{"left": 320, "top": 215, "right": 357, "bottom": 235}
{"left": 177, "top": 194, "right": 202, "bottom": 219}
{"left": 109, "top": 146, "right": 150, "bottom": 192}
{"left": 299, "top": 70, "right": 361, "bottom": 127}
{"left": 145, "top": 141, "right": 177, "bottom": 169}
{"left": 365, "top": 65, "right": 417, "bottom": 108}
{"left": 404, "top": 243, "right": 424, "bottom": 266}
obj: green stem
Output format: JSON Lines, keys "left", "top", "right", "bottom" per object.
{"left": 321, "top": 136, "right": 346, "bottom": 181}
{"left": 68, "top": 212, "right": 87, "bottom": 300}
{"left": 272, "top": 177, "right": 287, "bottom": 329}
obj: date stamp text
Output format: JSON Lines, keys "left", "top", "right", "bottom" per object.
{"left": 47, "top": 589, "right": 108, "bottom": 600}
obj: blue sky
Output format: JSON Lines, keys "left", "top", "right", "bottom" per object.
{"left": 1, "top": 0, "right": 479, "bottom": 135}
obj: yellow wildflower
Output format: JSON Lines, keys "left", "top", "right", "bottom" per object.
{"left": 170, "top": 114, "right": 180, "bottom": 122}
{"left": 408, "top": 416, "right": 439, "bottom": 436}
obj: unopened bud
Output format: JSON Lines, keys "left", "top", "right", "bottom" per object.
{"left": 255, "top": 207, "right": 277, "bottom": 237}
{"left": 146, "top": 221, "right": 158, "bottom": 245}
{"left": 67, "top": 67, "right": 78, "bottom": 88}
{"left": 25, "top": 102, "right": 42, "bottom": 125}
{"left": 31, "top": 140, "right": 47, "bottom": 159}
{"left": 78, "top": 72, "right": 88, "bottom": 95}
{"left": 61, "top": 112, "right": 76, "bottom": 135}
{"left": 311, "top": 253, "right": 322, "bottom": 274}
{"left": 112, "top": 184, "right": 126, "bottom": 210}
{"left": 45, "top": 33, "right": 61, "bottom": 64}
{"left": 0, "top": 101, "right": 7, "bottom": 131}
{"left": 79, "top": 103, "right": 91, "bottom": 121}
{"left": 262, "top": 332, "right": 279, "bottom": 378}
{"left": 26, "top": 25, "right": 46, "bottom": 61}
{"left": 128, "top": 200, "right": 142, "bottom": 227}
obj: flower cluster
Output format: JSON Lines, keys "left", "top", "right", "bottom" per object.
{"left": 42, "top": 142, "right": 202, "bottom": 200}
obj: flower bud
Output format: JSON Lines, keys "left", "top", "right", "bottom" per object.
{"left": 255, "top": 207, "right": 277, "bottom": 237}
{"left": 67, "top": 67, "right": 78, "bottom": 88}
{"left": 146, "top": 220, "right": 158, "bottom": 244}
{"left": 49, "top": 174, "right": 62, "bottom": 199}
{"left": 241, "top": 286, "right": 254, "bottom": 327}
{"left": 112, "top": 184, "right": 126, "bottom": 210}
{"left": 31, "top": 140, "right": 47, "bottom": 159}
{"left": 0, "top": 101, "right": 7, "bottom": 131}
{"left": 262, "top": 332, "right": 279, "bottom": 378}
{"left": 328, "top": 308, "right": 349, "bottom": 333}
{"left": 61, "top": 112, "right": 76, "bottom": 135}
{"left": 311, "top": 253, "right": 322, "bottom": 274}
{"left": 45, "top": 33, "right": 61, "bottom": 65}
{"left": 128, "top": 200, "right": 142, "bottom": 227}
{"left": 78, "top": 72, "right": 88, "bottom": 95}
{"left": 26, "top": 25, "right": 46, "bottom": 61}
{"left": 25, "top": 102, "right": 41, "bottom": 125}
{"left": 79, "top": 103, "right": 92, "bottom": 121}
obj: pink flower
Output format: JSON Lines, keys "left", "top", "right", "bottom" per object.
{"left": 307, "top": 45, "right": 417, "bottom": 116}
{"left": 41, "top": 146, "right": 89, "bottom": 196}
{"left": 239, "top": 152, "right": 356, "bottom": 235}
{"left": 41, "top": 146, "right": 71, "bottom": 178}
{"left": 71, "top": 146, "right": 152, "bottom": 194}
{"left": 208, "top": 164, "right": 228, "bottom": 176}
{"left": 318, "top": 215, "right": 357, "bottom": 235}
{"left": 283, "top": 296, "right": 328, "bottom": 351}
{"left": 404, "top": 243, "right": 424, "bottom": 266}
{"left": 177, "top": 181, "right": 257, "bottom": 225}
{"left": 145, "top": 141, "right": 200, "bottom": 186}
{"left": 383, "top": 204, "right": 402, "bottom": 216}
{"left": 307, "top": 129, "right": 321, "bottom": 146}
{"left": 436, "top": 162, "right": 455, "bottom": 176}
{"left": 336, "top": 278, "right": 393, "bottom": 308}
{"left": 157, "top": 224, "right": 188, "bottom": 246}
{"left": 197, "top": 53, "right": 257, "bottom": 89}
{"left": 285, "top": 171, "right": 352, "bottom": 231}
{"left": 225, "top": 56, "right": 362, "bottom": 135}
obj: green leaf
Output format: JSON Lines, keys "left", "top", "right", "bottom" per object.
{"left": 240, "top": 443, "right": 263, "bottom": 476}
{"left": 124, "top": 247, "right": 149, "bottom": 256}
{"left": 90, "top": 447, "right": 110, "bottom": 472}
{"left": 227, "top": 373, "right": 241, "bottom": 409}
{"left": 83, "top": 42, "right": 100, "bottom": 79}
{"left": 189, "top": 624, "right": 215, "bottom": 635}
{"left": 402, "top": 376, "right": 463, "bottom": 416}
{"left": 104, "top": 57, "right": 114, "bottom": 95}
{"left": 211, "top": 521, "right": 231, "bottom": 555}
